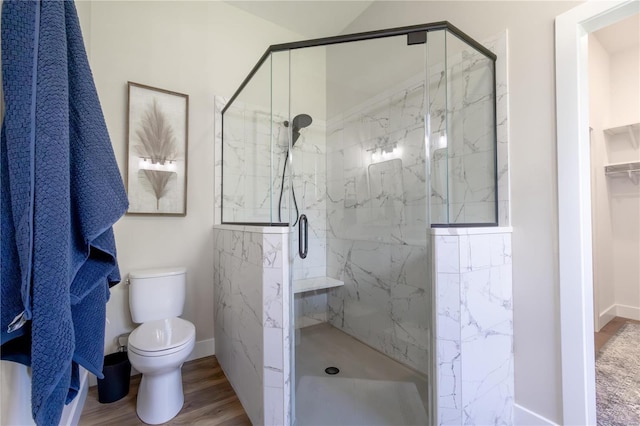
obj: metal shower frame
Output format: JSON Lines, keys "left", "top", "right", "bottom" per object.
{"left": 220, "top": 21, "right": 498, "bottom": 227}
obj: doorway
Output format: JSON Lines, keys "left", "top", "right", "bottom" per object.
{"left": 589, "top": 14, "right": 640, "bottom": 424}
{"left": 556, "top": 1, "right": 640, "bottom": 424}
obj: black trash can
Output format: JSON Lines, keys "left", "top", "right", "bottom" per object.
{"left": 97, "top": 351, "right": 131, "bottom": 403}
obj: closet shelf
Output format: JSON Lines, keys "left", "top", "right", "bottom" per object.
{"left": 605, "top": 161, "right": 640, "bottom": 184}
{"left": 603, "top": 122, "right": 639, "bottom": 149}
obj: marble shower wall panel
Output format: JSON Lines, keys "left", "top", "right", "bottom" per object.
{"left": 433, "top": 229, "right": 513, "bottom": 426}
{"left": 214, "top": 96, "right": 225, "bottom": 225}
{"left": 262, "top": 232, "right": 290, "bottom": 426}
{"left": 295, "top": 290, "right": 328, "bottom": 328}
{"left": 213, "top": 227, "right": 264, "bottom": 424}
{"left": 213, "top": 227, "right": 290, "bottom": 426}
{"left": 429, "top": 62, "right": 449, "bottom": 224}
{"left": 436, "top": 269, "right": 462, "bottom": 426}
{"left": 460, "top": 264, "right": 513, "bottom": 424}
{"left": 325, "top": 74, "right": 429, "bottom": 375}
{"left": 434, "top": 233, "right": 464, "bottom": 426}
{"left": 460, "top": 232, "right": 513, "bottom": 425}
{"left": 486, "top": 32, "right": 510, "bottom": 226}
{"left": 290, "top": 121, "right": 328, "bottom": 280}
{"left": 215, "top": 33, "right": 509, "bottom": 228}
{"left": 326, "top": 77, "right": 427, "bottom": 247}
{"left": 429, "top": 31, "right": 509, "bottom": 226}
{"left": 219, "top": 103, "right": 244, "bottom": 222}
{"left": 218, "top": 97, "right": 290, "bottom": 224}
{"left": 446, "top": 45, "right": 496, "bottom": 225}
{"left": 326, "top": 238, "right": 430, "bottom": 375}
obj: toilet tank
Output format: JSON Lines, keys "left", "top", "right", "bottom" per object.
{"left": 129, "top": 267, "right": 187, "bottom": 323}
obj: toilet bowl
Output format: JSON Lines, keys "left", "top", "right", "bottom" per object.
{"left": 127, "top": 267, "right": 195, "bottom": 424}
{"left": 128, "top": 318, "right": 195, "bottom": 424}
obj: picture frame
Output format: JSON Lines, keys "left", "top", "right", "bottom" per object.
{"left": 126, "top": 82, "right": 188, "bottom": 216}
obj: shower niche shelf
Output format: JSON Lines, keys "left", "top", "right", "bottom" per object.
{"left": 604, "top": 122, "right": 639, "bottom": 149}
{"left": 605, "top": 161, "right": 640, "bottom": 184}
{"left": 293, "top": 276, "right": 344, "bottom": 294}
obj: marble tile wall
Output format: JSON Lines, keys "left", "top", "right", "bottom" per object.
{"left": 433, "top": 228, "right": 514, "bottom": 426}
{"left": 215, "top": 33, "right": 508, "bottom": 229}
{"left": 327, "top": 238, "right": 430, "bottom": 374}
{"left": 281, "top": 122, "right": 329, "bottom": 337}
{"left": 325, "top": 76, "right": 428, "bottom": 247}
{"left": 429, "top": 60, "right": 450, "bottom": 225}
{"left": 324, "top": 77, "right": 431, "bottom": 375}
{"left": 262, "top": 232, "right": 291, "bottom": 426}
{"left": 214, "top": 96, "right": 225, "bottom": 225}
{"left": 295, "top": 290, "right": 328, "bottom": 329}
{"left": 213, "top": 227, "right": 264, "bottom": 424}
{"left": 487, "top": 32, "right": 510, "bottom": 227}
{"left": 213, "top": 226, "right": 290, "bottom": 426}
{"left": 288, "top": 120, "right": 329, "bottom": 332}
{"left": 289, "top": 121, "right": 328, "bottom": 282}
{"left": 447, "top": 49, "right": 496, "bottom": 224}
{"left": 212, "top": 30, "right": 510, "bottom": 425}
{"left": 431, "top": 31, "right": 509, "bottom": 226}
{"left": 221, "top": 102, "right": 285, "bottom": 223}
{"left": 217, "top": 97, "right": 331, "bottom": 350}
{"left": 216, "top": 96, "right": 328, "bottom": 282}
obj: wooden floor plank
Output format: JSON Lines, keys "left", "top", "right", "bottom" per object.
{"left": 595, "top": 316, "right": 640, "bottom": 354}
{"left": 80, "top": 356, "right": 251, "bottom": 426}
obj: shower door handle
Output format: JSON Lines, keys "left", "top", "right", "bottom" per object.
{"left": 298, "top": 214, "right": 308, "bottom": 259}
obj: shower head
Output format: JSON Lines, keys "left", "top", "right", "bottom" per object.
{"left": 291, "top": 114, "right": 312, "bottom": 131}
{"left": 284, "top": 114, "right": 313, "bottom": 146}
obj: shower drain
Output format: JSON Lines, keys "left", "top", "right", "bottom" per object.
{"left": 324, "top": 366, "right": 340, "bottom": 375}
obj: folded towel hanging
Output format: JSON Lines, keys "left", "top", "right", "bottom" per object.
{"left": 1, "top": 1, "right": 128, "bottom": 424}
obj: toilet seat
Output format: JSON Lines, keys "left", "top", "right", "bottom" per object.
{"left": 128, "top": 317, "right": 195, "bottom": 357}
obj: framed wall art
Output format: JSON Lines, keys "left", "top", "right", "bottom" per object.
{"left": 126, "top": 82, "right": 188, "bottom": 215}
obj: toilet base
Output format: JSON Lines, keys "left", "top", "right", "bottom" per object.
{"left": 136, "top": 367, "right": 184, "bottom": 424}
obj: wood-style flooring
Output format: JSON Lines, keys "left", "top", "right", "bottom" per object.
{"left": 80, "top": 356, "right": 250, "bottom": 426}
{"left": 79, "top": 318, "right": 637, "bottom": 424}
{"left": 594, "top": 316, "right": 640, "bottom": 355}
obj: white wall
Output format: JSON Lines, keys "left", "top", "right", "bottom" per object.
{"left": 589, "top": 34, "right": 640, "bottom": 327}
{"left": 75, "top": 1, "right": 91, "bottom": 57}
{"left": 607, "top": 44, "right": 640, "bottom": 320}
{"left": 588, "top": 34, "right": 615, "bottom": 330}
{"left": 80, "top": 1, "right": 305, "bottom": 356}
{"left": 610, "top": 45, "right": 640, "bottom": 125}
{"left": 340, "top": 1, "right": 579, "bottom": 422}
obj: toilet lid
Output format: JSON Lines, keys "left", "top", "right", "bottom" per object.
{"left": 128, "top": 317, "right": 195, "bottom": 353}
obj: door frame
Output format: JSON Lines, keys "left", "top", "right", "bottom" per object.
{"left": 555, "top": 1, "right": 639, "bottom": 424}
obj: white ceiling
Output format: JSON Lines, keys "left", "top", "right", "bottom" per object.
{"left": 223, "top": 0, "right": 374, "bottom": 39}
{"left": 592, "top": 12, "right": 640, "bottom": 54}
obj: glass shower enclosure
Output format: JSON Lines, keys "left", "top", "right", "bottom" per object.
{"left": 221, "top": 22, "right": 496, "bottom": 425}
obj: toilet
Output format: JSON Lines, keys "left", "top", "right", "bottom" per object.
{"left": 127, "top": 267, "right": 195, "bottom": 425}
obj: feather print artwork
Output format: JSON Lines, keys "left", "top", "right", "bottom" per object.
{"left": 135, "top": 99, "right": 177, "bottom": 209}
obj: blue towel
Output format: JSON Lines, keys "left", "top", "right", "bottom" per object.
{"left": 1, "top": 1, "right": 128, "bottom": 424}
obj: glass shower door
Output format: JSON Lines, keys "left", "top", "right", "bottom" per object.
{"left": 219, "top": 21, "right": 498, "bottom": 426}
{"left": 288, "top": 33, "right": 433, "bottom": 425}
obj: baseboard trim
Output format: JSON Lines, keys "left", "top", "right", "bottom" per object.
{"left": 89, "top": 338, "right": 216, "bottom": 387}
{"left": 187, "top": 338, "right": 216, "bottom": 362}
{"left": 614, "top": 304, "right": 640, "bottom": 321}
{"left": 83, "top": 338, "right": 216, "bottom": 415}
{"left": 599, "top": 305, "right": 617, "bottom": 330}
{"left": 599, "top": 304, "right": 640, "bottom": 328}
{"left": 514, "top": 404, "right": 558, "bottom": 426}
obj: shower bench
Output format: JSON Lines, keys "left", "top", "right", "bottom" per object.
{"left": 293, "top": 276, "right": 344, "bottom": 294}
